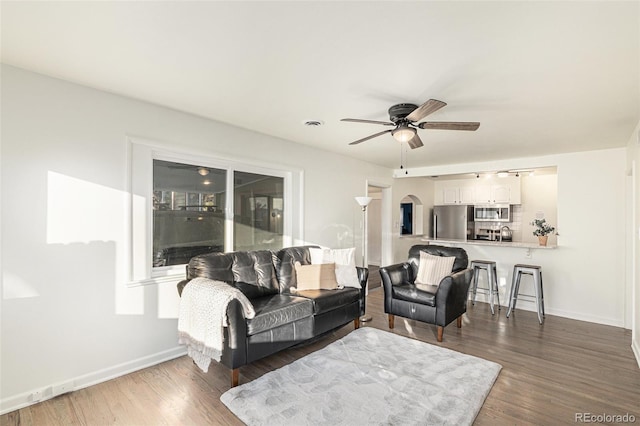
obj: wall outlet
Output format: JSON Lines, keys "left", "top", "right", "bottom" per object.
{"left": 52, "top": 381, "right": 74, "bottom": 397}
{"left": 525, "top": 248, "right": 532, "bottom": 259}
{"left": 30, "top": 390, "right": 43, "bottom": 402}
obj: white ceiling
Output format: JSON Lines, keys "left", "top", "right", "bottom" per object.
{"left": 2, "top": 1, "right": 639, "bottom": 169}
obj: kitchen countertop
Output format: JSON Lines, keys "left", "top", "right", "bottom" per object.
{"left": 420, "top": 237, "right": 557, "bottom": 249}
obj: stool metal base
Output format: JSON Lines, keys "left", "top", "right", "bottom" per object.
{"left": 506, "top": 264, "right": 545, "bottom": 324}
{"left": 470, "top": 260, "right": 500, "bottom": 315}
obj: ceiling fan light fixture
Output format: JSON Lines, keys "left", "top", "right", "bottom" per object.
{"left": 392, "top": 126, "right": 416, "bottom": 143}
{"left": 198, "top": 167, "right": 209, "bottom": 176}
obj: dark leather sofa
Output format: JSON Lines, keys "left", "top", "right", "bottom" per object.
{"left": 177, "top": 245, "right": 368, "bottom": 386}
{"left": 379, "top": 244, "right": 472, "bottom": 342}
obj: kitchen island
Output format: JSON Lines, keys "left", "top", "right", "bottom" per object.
{"left": 419, "top": 237, "right": 557, "bottom": 316}
{"left": 420, "top": 237, "right": 557, "bottom": 249}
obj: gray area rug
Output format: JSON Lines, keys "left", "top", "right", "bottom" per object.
{"left": 221, "top": 327, "right": 501, "bottom": 425}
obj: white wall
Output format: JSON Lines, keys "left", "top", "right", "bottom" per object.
{"left": 394, "top": 148, "right": 628, "bottom": 327}
{"left": 0, "top": 66, "right": 392, "bottom": 412}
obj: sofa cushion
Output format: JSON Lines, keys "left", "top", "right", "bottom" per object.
{"left": 187, "top": 250, "right": 279, "bottom": 300}
{"left": 187, "top": 252, "right": 235, "bottom": 283}
{"left": 246, "top": 294, "right": 313, "bottom": 336}
{"left": 231, "top": 250, "right": 279, "bottom": 298}
{"left": 293, "top": 287, "right": 361, "bottom": 315}
{"left": 273, "top": 246, "right": 319, "bottom": 293}
{"left": 392, "top": 283, "right": 437, "bottom": 307}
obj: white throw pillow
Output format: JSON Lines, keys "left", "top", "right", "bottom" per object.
{"left": 415, "top": 252, "right": 456, "bottom": 287}
{"left": 309, "top": 247, "right": 361, "bottom": 289}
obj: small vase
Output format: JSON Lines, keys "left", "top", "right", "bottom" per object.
{"left": 538, "top": 235, "right": 548, "bottom": 246}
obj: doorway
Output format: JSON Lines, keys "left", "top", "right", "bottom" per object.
{"left": 366, "top": 182, "right": 391, "bottom": 290}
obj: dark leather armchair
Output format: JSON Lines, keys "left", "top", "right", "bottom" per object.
{"left": 379, "top": 245, "right": 473, "bottom": 342}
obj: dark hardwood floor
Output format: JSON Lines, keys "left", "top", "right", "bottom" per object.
{"left": 3, "top": 288, "right": 639, "bottom": 425}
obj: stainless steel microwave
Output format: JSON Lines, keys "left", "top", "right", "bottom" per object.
{"left": 474, "top": 205, "right": 510, "bottom": 222}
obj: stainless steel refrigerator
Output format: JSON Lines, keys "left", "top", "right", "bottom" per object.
{"left": 432, "top": 205, "right": 475, "bottom": 240}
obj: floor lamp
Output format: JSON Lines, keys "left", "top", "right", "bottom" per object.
{"left": 355, "top": 196, "right": 373, "bottom": 322}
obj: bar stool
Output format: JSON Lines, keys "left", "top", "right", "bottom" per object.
{"left": 506, "top": 264, "right": 545, "bottom": 324}
{"left": 469, "top": 260, "right": 500, "bottom": 315}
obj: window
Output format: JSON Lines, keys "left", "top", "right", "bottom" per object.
{"left": 128, "top": 138, "right": 300, "bottom": 285}
{"left": 152, "top": 160, "right": 227, "bottom": 267}
{"left": 233, "top": 171, "right": 284, "bottom": 251}
{"left": 151, "top": 161, "right": 287, "bottom": 267}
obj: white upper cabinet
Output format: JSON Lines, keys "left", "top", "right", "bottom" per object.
{"left": 435, "top": 176, "right": 521, "bottom": 205}
{"left": 442, "top": 187, "right": 461, "bottom": 204}
{"left": 460, "top": 186, "right": 476, "bottom": 204}
{"left": 492, "top": 184, "right": 512, "bottom": 204}
{"left": 440, "top": 185, "right": 476, "bottom": 204}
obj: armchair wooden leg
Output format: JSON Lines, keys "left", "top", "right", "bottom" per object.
{"left": 231, "top": 368, "right": 239, "bottom": 387}
{"left": 388, "top": 314, "right": 395, "bottom": 329}
{"left": 457, "top": 316, "right": 462, "bottom": 328}
{"left": 354, "top": 317, "right": 360, "bottom": 329}
{"left": 437, "top": 326, "right": 444, "bottom": 342}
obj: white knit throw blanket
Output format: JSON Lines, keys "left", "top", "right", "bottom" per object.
{"left": 178, "top": 277, "right": 256, "bottom": 373}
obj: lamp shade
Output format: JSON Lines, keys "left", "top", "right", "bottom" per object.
{"left": 355, "top": 196, "right": 373, "bottom": 207}
{"left": 391, "top": 126, "right": 416, "bottom": 143}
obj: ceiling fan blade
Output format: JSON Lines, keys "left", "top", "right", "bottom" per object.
{"left": 407, "top": 133, "right": 424, "bottom": 149}
{"left": 405, "top": 99, "right": 447, "bottom": 122}
{"left": 348, "top": 129, "right": 393, "bottom": 145}
{"left": 341, "top": 118, "right": 395, "bottom": 126}
{"left": 418, "top": 121, "right": 480, "bottom": 131}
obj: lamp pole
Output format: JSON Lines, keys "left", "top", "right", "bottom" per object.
{"left": 355, "top": 196, "right": 373, "bottom": 322}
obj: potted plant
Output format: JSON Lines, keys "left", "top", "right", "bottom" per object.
{"left": 530, "top": 218, "right": 555, "bottom": 246}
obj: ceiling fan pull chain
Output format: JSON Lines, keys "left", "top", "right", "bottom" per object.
{"left": 404, "top": 143, "right": 408, "bottom": 175}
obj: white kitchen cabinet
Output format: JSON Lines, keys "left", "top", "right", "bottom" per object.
{"left": 460, "top": 186, "right": 476, "bottom": 204}
{"left": 474, "top": 184, "right": 491, "bottom": 203}
{"left": 435, "top": 176, "right": 521, "bottom": 205}
{"left": 442, "top": 187, "right": 460, "bottom": 204}
{"left": 440, "top": 185, "right": 476, "bottom": 204}
{"left": 492, "top": 184, "right": 511, "bottom": 203}
{"left": 475, "top": 182, "right": 519, "bottom": 204}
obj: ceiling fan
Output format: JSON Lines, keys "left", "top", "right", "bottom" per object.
{"left": 341, "top": 99, "right": 480, "bottom": 149}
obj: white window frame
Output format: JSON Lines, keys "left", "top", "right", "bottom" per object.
{"left": 126, "top": 136, "right": 299, "bottom": 287}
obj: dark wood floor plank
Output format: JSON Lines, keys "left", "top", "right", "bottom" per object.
{"left": 2, "top": 288, "right": 639, "bottom": 425}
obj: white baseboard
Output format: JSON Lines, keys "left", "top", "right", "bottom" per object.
{"left": 0, "top": 346, "right": 187, "bottom": 415}
{"left": 544, "top": 306, "right": 625, "bottom": 328}
{"left": 632, "top": 337, "right": 640, "bottom": 369}
{"left": 469, "top": 298, "right": 626, "bottom": 328}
